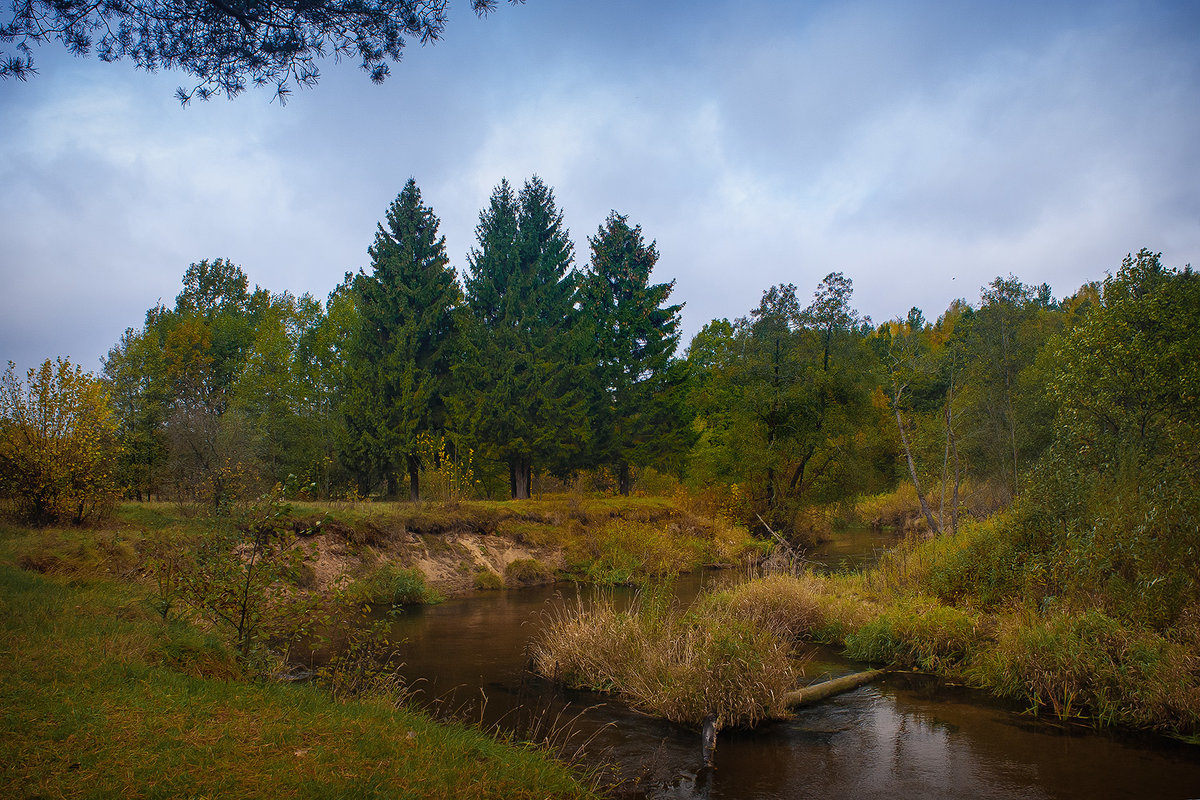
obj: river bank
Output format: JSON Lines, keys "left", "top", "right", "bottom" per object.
{"left": 0, "top": 496, "right": 759, "bottom": 799}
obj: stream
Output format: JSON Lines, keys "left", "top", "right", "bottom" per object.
{"left": 375, "top": 529, "right": 1200, "bottom": 799}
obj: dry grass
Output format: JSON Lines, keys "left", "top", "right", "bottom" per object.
{"left": 530, "top": 586, "right": 798, "bottom": 731}
{"left": 698, "top": 573, "right": 825, "bottom": 641}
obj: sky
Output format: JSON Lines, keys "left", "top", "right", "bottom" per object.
{"left": 1, "top": 0, "right": 1198, "bottom": 373}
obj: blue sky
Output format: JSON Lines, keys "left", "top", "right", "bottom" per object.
{"left": 1, "top": 0, "right": 1198, "bottom": 371}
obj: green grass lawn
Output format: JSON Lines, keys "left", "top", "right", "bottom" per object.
{"left": 0, "top": 530, "right": 597, "bottom": 799}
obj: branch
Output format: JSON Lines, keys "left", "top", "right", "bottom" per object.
{"left": 204, "top": 0, "right": 256, "bottom": 33}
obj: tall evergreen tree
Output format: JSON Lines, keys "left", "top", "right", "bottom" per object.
{"left": 343, "top": 178, "right": 459, "bottom": 500}
{"left": 581, "top": 211, "right": 693, "bottom": 494}
{"left": 460, "top": 176, "right": 586, "bottom": 499}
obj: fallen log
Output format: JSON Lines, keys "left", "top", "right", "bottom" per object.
{"left": 784, "top": 669, "right": 885, "bottom": 708}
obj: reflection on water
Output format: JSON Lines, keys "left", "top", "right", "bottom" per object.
{"left": 380, "top": 531, "right": 1200, "bottom": 799}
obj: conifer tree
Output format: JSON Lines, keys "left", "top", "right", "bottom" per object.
{"left": 460, "top": 177, "right": 586, "bottom": 499}
{"left": 343, "top": 178, "right": 459, "bottom": 500}
{"left": 581, "top": 211, "right": 693, "bottom": 494}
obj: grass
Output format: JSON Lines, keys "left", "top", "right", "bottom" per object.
{"left": 530, "top": 582, "right": 800, "bottom": 732}
{"left": 0, "top": 521, "right": 599, "bottom": 799}
{"left": 342, "top": 562, "right": 444, "bottom": 608}
{"left": 966, "top": 609, "right": 1200, "bottom": 730}
{"left": 505, "top": 558, "right": 556, "bottom": 587}
{"left": 712, "top": 521, "right": 1200, "bottom": 737}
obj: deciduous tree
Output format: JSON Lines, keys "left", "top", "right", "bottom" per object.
{"left": 0, "top": 358, "right": 121, "bottom": 524}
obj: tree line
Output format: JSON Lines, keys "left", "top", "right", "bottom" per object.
{"left": 97, "top": 176, "right": 692, "bottom": 508}
{"left": 3, "top": 173, "right": 1196, "bottom": 543}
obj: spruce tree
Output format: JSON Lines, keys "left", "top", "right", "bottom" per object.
{"left": 581, "top": 211, "right": 693, "bottom": 494}
{"left": 460, "top": 176, "right": 586, "bottom": 499}
{"left": 343, "top": 178, "right": 459, "bottom": 500}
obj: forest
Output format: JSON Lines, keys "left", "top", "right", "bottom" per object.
{"left": 17, "top": 176, "right": 1188, "bottom": 541}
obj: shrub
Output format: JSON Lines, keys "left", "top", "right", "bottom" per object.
{"left": 504, "top": 558, "right": 555, "bottom": 587}
{"left": 474, "top": 568, "right": 503, "bottom": 591}
{"left": 567, "top": 519, "right": 707, "bottom": 585}
{"left": 531, "top": 584, "right": 798, "bottom": 730}
{"left": 844, "top": 597, "right": 983, "bottom": 673}
{"left": 0, "top": 358, "right": 121, "bottom": 524}
{"left": 698, "top": 574, "right": 823, "bottom": 641}
{"left": 345, "top": 562, "right": 442, "bottom": 607}
{"left": 967, "top": 610, "right": 1200, "bottom": 732}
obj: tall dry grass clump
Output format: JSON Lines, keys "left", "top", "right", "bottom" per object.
{"left": 698, "top": 574, "right": 824, "bottom": 642}
{"left": 530, "top": 587, "right": 798, "bottom": 731}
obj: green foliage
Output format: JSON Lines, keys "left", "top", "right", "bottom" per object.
{"left": 0, "top": 0, "right": 521, "bottom": 103}
{"left": 344, "top": 562, "right": 443, "bottom": 607}
{"left": 579, "top": 212, "right": 695, "bottom": 493}
{"left": 1048, "top": 249, "right": 1200, "bottom": 481}
{"left": 923, "top": 516, "right": 1030, "bottom": 608}
{"left": 0, "top": 559, "right": 597, "bottom": 799}
{"left": 686, "top": 276, "right": 881, "bottom": 533}
{"left": 343, "top": 179, "right": 460, "bottom": 500}
{"left": 147, "top": 621, "right": 241, "bottom": 680}
{"left": 315, "top": 620, "right": 412, "bottom": 706}
{"left": 504, "top": 557, "right": 555, "bottom": 587}
{"left": 954, "top": 275, "right": 1060, "bottom": 499}
{"left": 567, "top": 519, "right": 705, "bottom": 585}
{"left": 843, "top": 597, "right": 983, "bottom": 673}
{"left": 170, "top": 497, "right": 312, "bottom": 664}
{"left": 474, "top": 568, "right": 504, "bottom": 590}
{"left": 0, "top": 358, "right": 121, "bottom": 524}
{"left": 968, "top": 611, "right": 1200, "bottom": 731}
{"left": 102, "top": 327, "right": 169, "bottom": 501}
{"left": 458, "top": 177, "right": 588, "bottom": 498}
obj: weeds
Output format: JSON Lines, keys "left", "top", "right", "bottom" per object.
{"left": 505, "top": 558, "right": 556, "bottom": 587}
{"left": 843, "top": 597, "right": 984, "bottom": 673}
{"left": 967, "top": 610, "right": 1200, "bottom": 731}
{"left": 343, "top": 562, "right": 443, "bottom": 608}
{"left": 697, "top": 573, "right": 824, "bottom": 642}
{"left": 531, "top": 583, "right": 799, "bottom": 731}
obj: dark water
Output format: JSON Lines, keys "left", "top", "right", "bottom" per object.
{"left": 379, "top": 531, "right": 1200, "bottom": 799}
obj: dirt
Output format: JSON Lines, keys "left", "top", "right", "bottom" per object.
{"left": 297, "top": 518, "right": 566, "bottom": 597}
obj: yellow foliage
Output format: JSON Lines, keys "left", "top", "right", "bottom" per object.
{"left": 0, "top": 358, "right": 122, "bottom": 523}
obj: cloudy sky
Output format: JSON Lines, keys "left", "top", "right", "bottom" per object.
{"left": 1, "top": 0, "right": 1198, "bottom": 372}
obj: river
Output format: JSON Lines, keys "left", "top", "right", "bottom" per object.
{"left": 376, "top": 529, "right": 1200, "bottom": 799}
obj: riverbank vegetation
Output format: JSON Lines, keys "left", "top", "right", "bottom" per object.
{"left": 535, "top": 250, "right": 1199, "bottom": 738}
{"left": 531, "top": 582, "right": 798, "bottom": 732}
{"left": 0, "top": 523, "right": 601, "bottom": 799}
{"left": 3, "top": 171, "right": 1197, "bottom": 753}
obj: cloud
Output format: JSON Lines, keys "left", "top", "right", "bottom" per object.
{"left": 1, "top": 0, "right": 1197, "bottom": 370}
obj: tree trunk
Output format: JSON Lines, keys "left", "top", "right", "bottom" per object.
{"left": 617, "top": 461, "right": 631, "bottom": 496}
{"left": 407, "top": 452, "right": 420, "bottom": 502}
{"left": 785, "top": 669, "right": 884, "bottom": 707}
{"left": 893, "top": 385, "right": 941, "bottom": 536}
{"left": 511, "top": 455, "right": 531, "bottom": 500}
{"left": 950, "top": 416, "right": 961, "bottom": 536}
